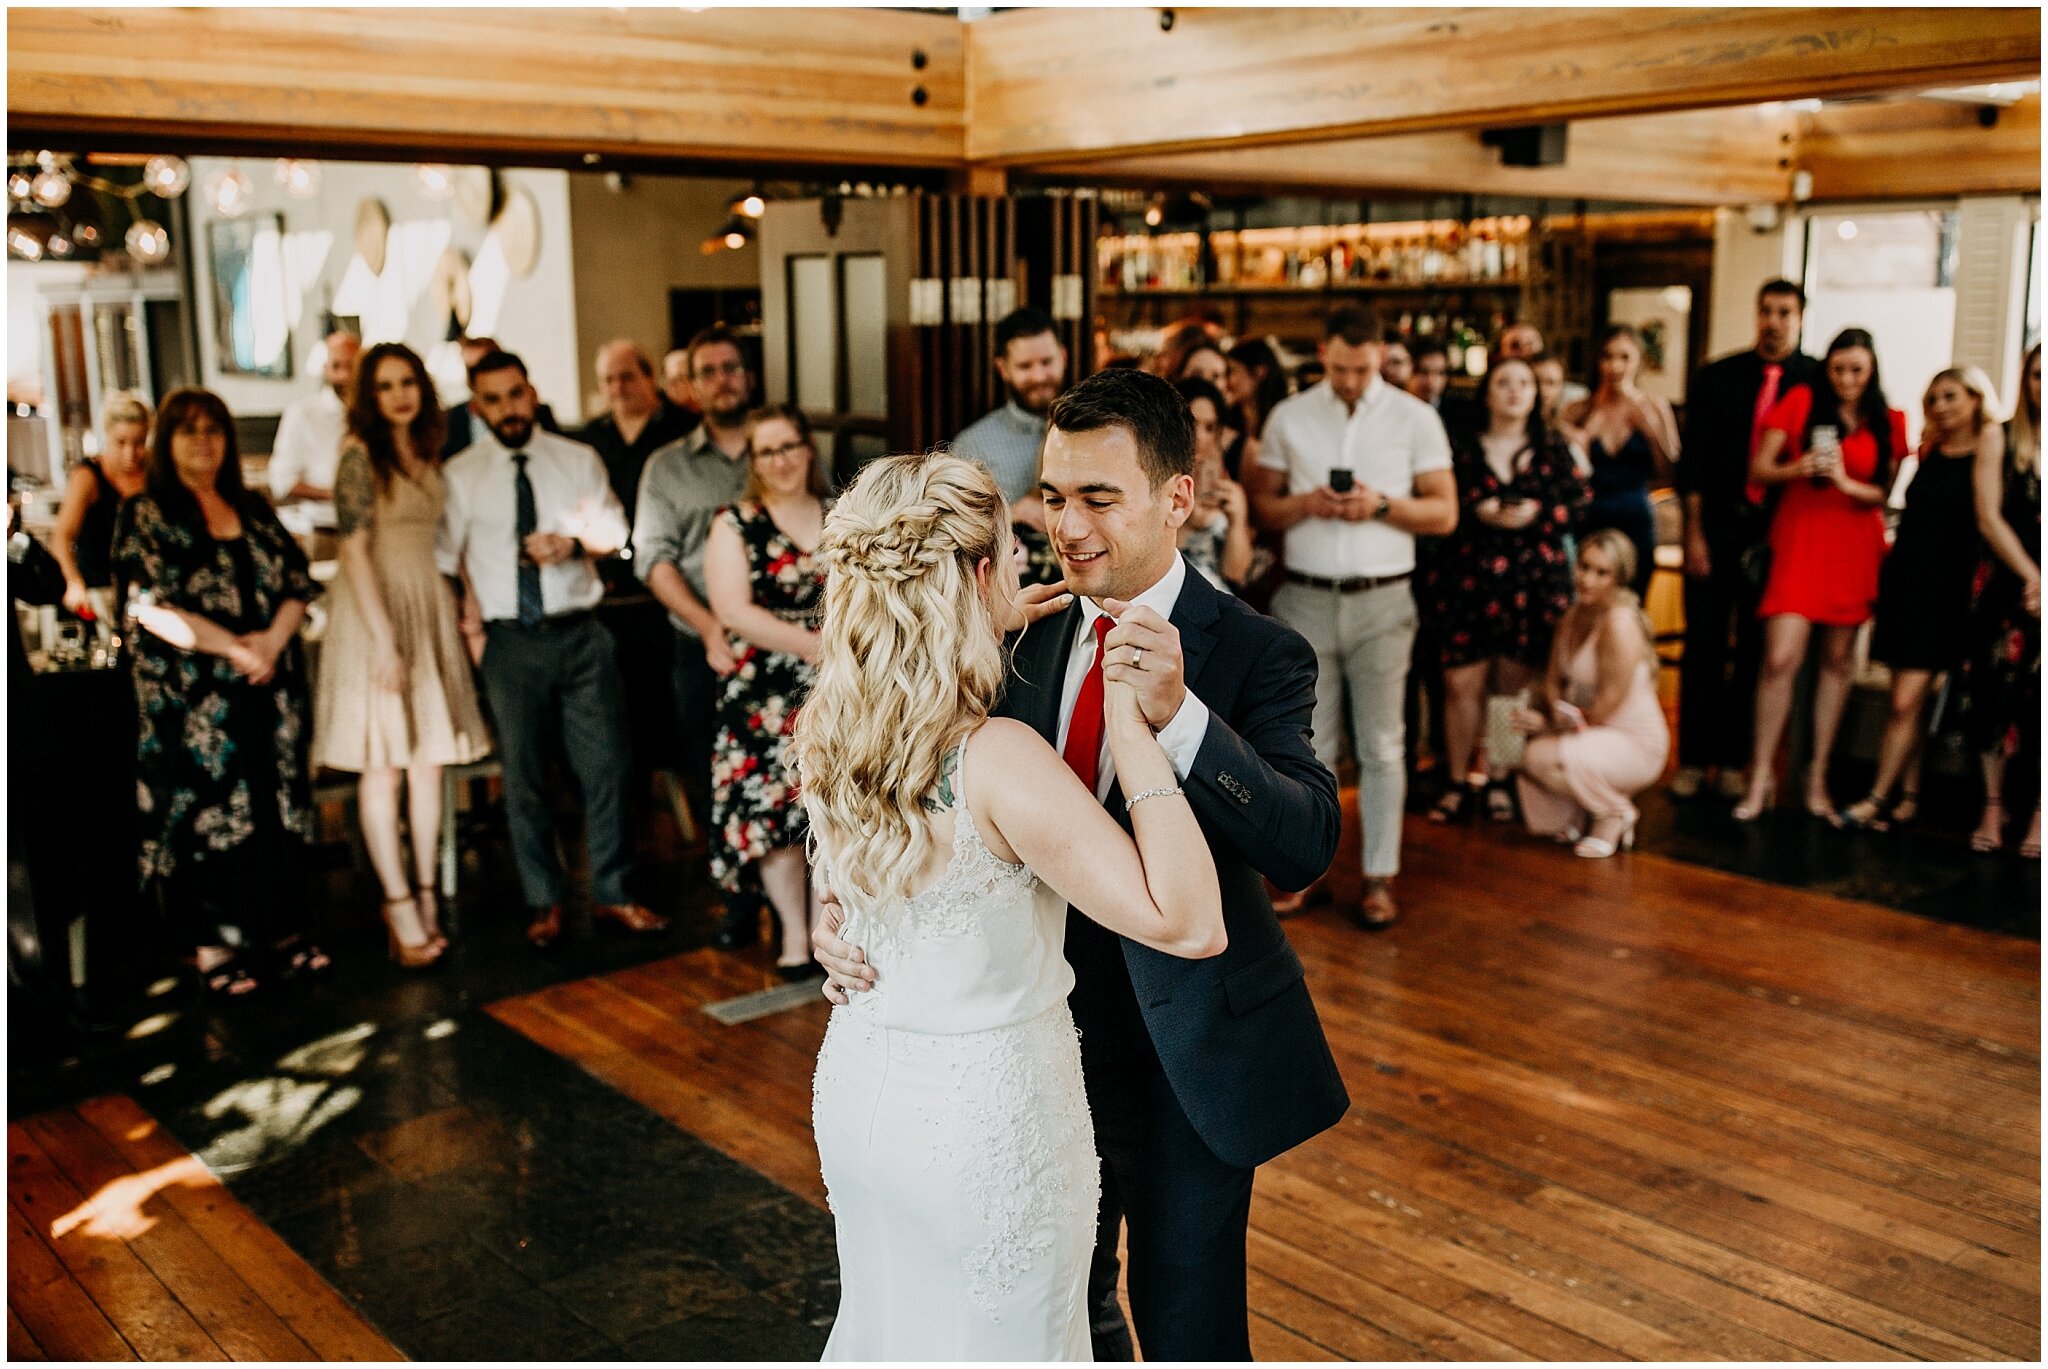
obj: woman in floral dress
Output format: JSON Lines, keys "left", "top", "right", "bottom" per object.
{"left": 112, "top": 389, "right": 322, "bottom": 994}
{"left": 703, "top": 404, "right": 830, "bottom": 977}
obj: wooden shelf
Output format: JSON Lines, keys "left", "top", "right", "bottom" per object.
{"left": 1102, "top": 279, "right": 1526, "bottom": 299}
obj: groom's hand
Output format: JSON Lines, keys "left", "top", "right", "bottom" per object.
{"left": 811, "top": 886, "right": 876, "bottom": 1003}
{"left": 1100, "top": 601, "right": 1185, "bottom": 729}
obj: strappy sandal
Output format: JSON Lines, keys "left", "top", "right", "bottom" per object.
{"left": 204, "top": 959, "right": 261, "bottom": 997}
{"left": 1888, "top": 790, "right": 1920, "bottom": 828}
{"left": 1483, "top": 780, "right": 1518, "bottom": 824}
{"left": 1428, "top": 783, "right": 1478, "bottom": 825}
{"left": 275, "top": 936, "right": 333, "bottom": 980}
{"left": 2020, "top": 808, "right": 2040, "bottom": 861}
{"left": 1840, "top": 794, "right": 1890, "bottom": 831}
{"left": 1971, "top": 800, "right": 2006, "bottom": 854}
{"left": 413, "top": 886, "right": 450, "bottom": 952}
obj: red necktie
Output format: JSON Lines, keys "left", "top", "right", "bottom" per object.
{"left": 1745, "top": 361, "right": 1783, "bottom": 506}
{"left": 1061, "top": 615, "right": 1115, "bottom": 794}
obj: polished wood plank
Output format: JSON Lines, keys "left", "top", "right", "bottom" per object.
{"left": 6, "top": 1305, "right": 48, "bottom": 1361}
{"left": 8, "top": 6, "right": 965, "bottom": 166}
{"left": 968, "top": 6, "right": 2041, "bottom": 164}
{"left": 493, "top": 813, "right": 2040, "bottom": 1359}
{"left": 59, "top": 1096, "right": 404, "bottom": 1363}
{"left": 6, "top": 1201, "right": 137, "bottom": 1362}
{"left": 22, "top": 1109, "right": 317, "bottom": 1362}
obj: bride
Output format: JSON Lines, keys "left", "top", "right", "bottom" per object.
{"left": 797, "top": 453, "right": 1224, "bottom": 1361}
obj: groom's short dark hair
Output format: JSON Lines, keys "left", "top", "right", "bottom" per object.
{"left": 1047, "top": 368, "right": 1195, "bottom": 489}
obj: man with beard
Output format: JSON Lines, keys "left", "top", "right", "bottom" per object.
{"left": 440, "top": 350, "right": 669, "bottom": 949}
{"left": 953, "top": 306, "right": 1068, "bottom": 582}
{"left": 632, "top": 326, "right": 763, "bottom": 943}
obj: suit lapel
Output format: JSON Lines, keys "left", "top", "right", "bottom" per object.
{"left": 1007, "top": 598, "right": 1083, "bottom": 746}
{"left": 1171, "top": 554, "right": 1222, "bottom": 698}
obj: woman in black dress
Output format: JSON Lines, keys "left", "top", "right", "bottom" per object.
{"left": 112, "top": 389, "right": 322, "bottom": 994}
{"left": 1843, "top": 368, "right": 1998, "bottom": 829}
{"left": 703, "top": 404, "right": 830, "bottom": 976}
{"left": 1961, "top": 344, "right": 2041, "bottom": 857}
{"left": 51, "top": 391, "right": 151, "bottom": 618}
{"left": 1427, "top": 355, "right": 1589, "bottom": 822}
{"left": 1561, "top": 326, "right": 1680, "bottom": 598}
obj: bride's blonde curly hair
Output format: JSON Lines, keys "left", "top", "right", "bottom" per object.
{"left": 794, "top": 452, "right": 1013, "bottom": 903}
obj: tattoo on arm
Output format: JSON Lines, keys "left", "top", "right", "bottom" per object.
{"left": 918, "top": 746, "right": 960, "bottom": 814}
{"left": 335, "top": 448, "right": 376, "bottom": 538}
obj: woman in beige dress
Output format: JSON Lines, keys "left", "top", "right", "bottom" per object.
{"left": 314, "top": 343, "right": 491, "bottom": 965}
{"left": 1511, "top": 528, "right": 1671, "bottom": 858}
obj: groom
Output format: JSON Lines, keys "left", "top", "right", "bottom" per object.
{"left": 816, "top": 367, "right": 1350, "bottom": 1360}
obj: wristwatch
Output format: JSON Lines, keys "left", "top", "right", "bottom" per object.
{"left": 1370, "top": 493, "right": 1393, "bottom": 521}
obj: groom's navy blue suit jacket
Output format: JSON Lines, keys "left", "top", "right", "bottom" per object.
{"left": 997, "top": 558, "right": 1350, "bottom": 1170}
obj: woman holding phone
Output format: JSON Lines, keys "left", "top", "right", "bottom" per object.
{"left": 1733, "top": 328, "right": 1904, "bottom": 823}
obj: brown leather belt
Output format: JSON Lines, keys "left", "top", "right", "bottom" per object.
{"left": 1285, "top": 570, "right": 1412, "bottom": 593}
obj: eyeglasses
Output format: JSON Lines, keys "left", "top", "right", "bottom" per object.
{"left": 694, "top": 361, "right": 749, "bottom": 379}
{"left": 752, "top": 441, "right": 810, "bottom": 461}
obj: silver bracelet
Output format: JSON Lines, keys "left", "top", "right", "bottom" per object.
{"left": 1124, "top": 786, "right": 1185, "bottom": 812}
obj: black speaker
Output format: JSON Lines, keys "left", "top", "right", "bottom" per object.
{"left": 1480, "top": 124, "right": 1569, "bottom": 168}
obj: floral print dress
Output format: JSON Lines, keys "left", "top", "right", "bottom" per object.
{"left": 1961, "top": 440, "right": 2041, "bottom": 758}
{"left": 1425, "top": 429, "right": 1589, "bottom": 671}
{"left": 709, "top": 500, "right": 826, "bottom": 891}
{"left": 111, "top": 494, "right": 319, "bottom": 891}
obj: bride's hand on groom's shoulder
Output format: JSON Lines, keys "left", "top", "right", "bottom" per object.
{"left": 1002, "top": 580, "right": 1075, "bottom": 633}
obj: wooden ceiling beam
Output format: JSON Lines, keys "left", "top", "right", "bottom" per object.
{"left": 1799, "top": 93, "right": 2042, "bottom": 200}
{"left": 5, "top": 7, "right": 965, "bottom": 168}
{"left": 967, "top": 6, "right": 2041, "bottom": 165}
{"left": 1026, "top": 106, "right": 1802, "bottom": 207}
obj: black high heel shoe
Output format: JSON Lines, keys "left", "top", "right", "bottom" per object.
{"left": 1428, "top": 782, "right": 1480, "bottom": 825}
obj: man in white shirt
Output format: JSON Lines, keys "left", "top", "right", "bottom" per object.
{"left": 1249, "top": 306, "right": 1458, "bottom": 929}
{"left": 267, "top": 330, "right": 361, "bottom": 518}
{"left": 439, "top": 349, "right": 669, "bottom": 951}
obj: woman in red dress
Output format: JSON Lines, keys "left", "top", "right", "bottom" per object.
{"left": 1734, "top": 328, "right": 1904, "bottom": 823}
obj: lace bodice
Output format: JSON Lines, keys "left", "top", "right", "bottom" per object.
{"left": 821, "top": 739, "right": 1075, "bottom": 1035}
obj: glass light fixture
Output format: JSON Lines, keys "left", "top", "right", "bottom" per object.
{"left": 7, "top": 219, "right": 45, "bottom": 261}
{"left": 143, "top": 155, "right": 191, "bottom": 198}
{"left": 729, "top": 189, "right": 766, "bottom": 219}
{"left": 414, "top": 163, "right": 456, "bottom": 200}
{"left": 73, "top": 222, "right": 101, "bottom": 247}
{"left": 31, "top": 167, "right": 71, "bottom": 209}
{"left": 125, "top": 218, "right": 171, "bottom": 265}
{"left": 44, "top": 230, "right": 73, "bottom": 259}
{"left": 206, "top": 165, "right": 254, "bottom": 217}
{"left": 275, "top": 158, "right": 321, "bottom": 198}
{"left": 7, "top": 170, "right": 33, "bottom": 202}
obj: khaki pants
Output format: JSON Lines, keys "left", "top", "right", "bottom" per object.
{"left": 1271, "top": 579, "right": 1417, "bottom": 879}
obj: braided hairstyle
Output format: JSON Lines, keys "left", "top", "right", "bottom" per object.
{"left": 794, "top": 452, "right": 1015, "bottom": 904}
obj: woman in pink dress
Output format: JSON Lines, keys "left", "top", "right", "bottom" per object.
{"left": 1513, "top": 529, "right": 1671, "bottom": 858}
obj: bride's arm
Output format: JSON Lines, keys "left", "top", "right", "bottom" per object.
{"left": 978, "top": 708, "right": 1226, "bottom": 960}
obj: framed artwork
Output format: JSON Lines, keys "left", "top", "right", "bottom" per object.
{"left": 209, "top": 213, "right": 292, "bottom": 378}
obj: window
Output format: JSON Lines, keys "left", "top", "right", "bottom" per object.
{"left": 1804, "top": 209, "right": 1958, "bottom": 447}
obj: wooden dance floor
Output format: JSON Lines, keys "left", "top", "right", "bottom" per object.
{"left": 7, "top": 1095, "right": 402, "bottom": 1362}
{"left": 494, "top": 816, "right": 2042, "bottom": 1361}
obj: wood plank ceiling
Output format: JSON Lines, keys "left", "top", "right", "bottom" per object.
{"left": 5, "top": 6, "right": 2040, "bottom": 203}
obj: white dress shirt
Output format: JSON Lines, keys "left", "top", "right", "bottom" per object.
{"left": 1257, "top": 376, "right": 1452, "bottom": 578}
{"left": 1052, "top": 553, "right": 1211, "bottom": 801}
{"left": 267, "top": 388, "right": 349, "bottom": 521}
{"left": 437, "top": 427, "right": 629, "bottom": 622}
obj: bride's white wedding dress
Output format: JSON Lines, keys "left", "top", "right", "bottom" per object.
{"left": 812, "top": 736, "right": 1098, "bottom": 1361}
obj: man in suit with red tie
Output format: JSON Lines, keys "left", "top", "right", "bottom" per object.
{"left": 817, "top": 367, "right": 1348, "bottom": 1361}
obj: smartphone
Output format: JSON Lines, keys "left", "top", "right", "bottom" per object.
{"left": 1328, "top": 468, "right": 1356, "bottom": 494}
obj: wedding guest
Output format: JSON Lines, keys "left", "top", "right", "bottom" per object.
{"left": 702, "top": 405, "right": 829, "bottom": 978}
{"left": 268, "top": 330, "right": 359, "bottom": 507}
{"left": 579, "top": 339, "right": 698, "bottom": 530}
{"left": 1672, "top": 280, "right": 1824, "bottom": 800}
{"left": 634, "top": 325, "right": 755, "bottom": 877}
{"left": 1513, "top": 528, "right": 1670, "bottom": 857}
{"left": 1406, "top": 337, "right": 1451, "bottom": 412}
{"left": 439, "top": 349, "right": 668, "bottom": 948}
{"left": 52, "top": 392, "right": 150, "bottom": 618}
{"left": 312, "top": 344, "right": 492, "bottom": 968}
{"left": 953, "top": 307, "right": 1068, "bottom": 585}
{"left": 1963, "top": 343, "right": 2041, "bottom": 857}
{"left": 1843, "top": 367, "right": 2000, "bottom": 830}
{"left": 1150, "top": 321, "right": 1217, "bottom": 384}
{"left": 1426, "top": 355, "right": 1588, "bottom": 823}
{"left": 442, "top": 335, "right": 562, "bottom": 458}
{"left": 113, "top": 388, "right": 322, "bottom": 994}
{"left": 1223, "top": 337, "right": 1291, "bottom": 443}
{"left": 1562, "top": 325, "right": 1680, "bottom": 598}
{"left": 1251, "top": 305, "right": 1458, "bottom": 927}
{"left": 1177, "top": 343, "right": 1259, "bottom": 480}
{"left": 1734, "top": 328, "right": 1904, "bottom": 823}
{"left": 1381, "top": 336, "right": 1415, "bottom": 390}
{"left": 1175, "top": 378, "right": 1254, "bottom": 591}
{"left": 661, "top": 346, "right": 702, "bottom": 417}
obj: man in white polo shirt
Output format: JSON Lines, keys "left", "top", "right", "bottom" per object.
{"left": 1249, "top": 306, "right": 1457, "bottom": 929}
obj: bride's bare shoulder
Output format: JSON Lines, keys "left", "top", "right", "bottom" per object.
{"left": 971, "top": 716, "right": 1056, "bottom": 765}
